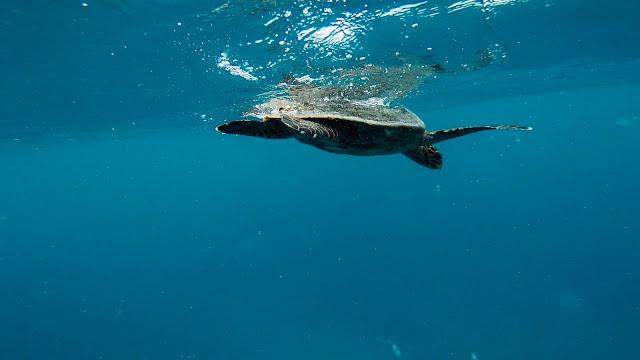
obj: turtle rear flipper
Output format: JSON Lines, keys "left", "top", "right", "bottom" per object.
{"left": 216, "top": 120, "right": 292, "bottom": 139}
{"left": 403, "top": 145, "right": 443, "bottom": 169}
{"left": 426, "top": 125, "right": 532, "bottom": 145}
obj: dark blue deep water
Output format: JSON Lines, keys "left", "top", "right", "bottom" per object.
{"left": 1, "top": 1, "right": 639, "bottom": 359}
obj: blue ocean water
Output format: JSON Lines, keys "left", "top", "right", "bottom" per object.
{"left": 1, "top": 1, "right": 639, "bottom": 359}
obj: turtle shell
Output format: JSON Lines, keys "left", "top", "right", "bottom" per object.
{"left": 256, "top": 99, "right": 426, "bottom": 155}
{"left": 251, "top": 97, "right": 425, "bottom": 130}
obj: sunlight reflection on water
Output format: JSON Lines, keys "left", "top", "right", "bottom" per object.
{"left": 197, "top": 0, "right": 528, "bottom": 85}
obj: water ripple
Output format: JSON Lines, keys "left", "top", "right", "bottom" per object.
{"left": 184, "top": 0, "right": 531, "bottom": 89}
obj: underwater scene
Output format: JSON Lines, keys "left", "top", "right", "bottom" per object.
{"left": 1, "top": 0, "right": 639, "bottom": 359}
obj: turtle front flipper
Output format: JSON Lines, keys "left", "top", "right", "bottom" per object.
{"left": 426, "top": 125, "right": 532, "bottom": 144}
{"left": 216, "top": 120, "right": 292, "bottom": 139}
{"left": 403, "top": 145, "right": 443, "bottom": 169}
{"left": 280, "top": 114, "right": 340, "bottom": 138}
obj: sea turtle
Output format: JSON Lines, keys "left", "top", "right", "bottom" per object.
{"left": 216, "top": 98, "right": 531, "bottom": 169}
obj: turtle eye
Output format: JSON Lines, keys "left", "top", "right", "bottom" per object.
{"left": 279, "top": 107, "right": 284, "bottom": 111}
